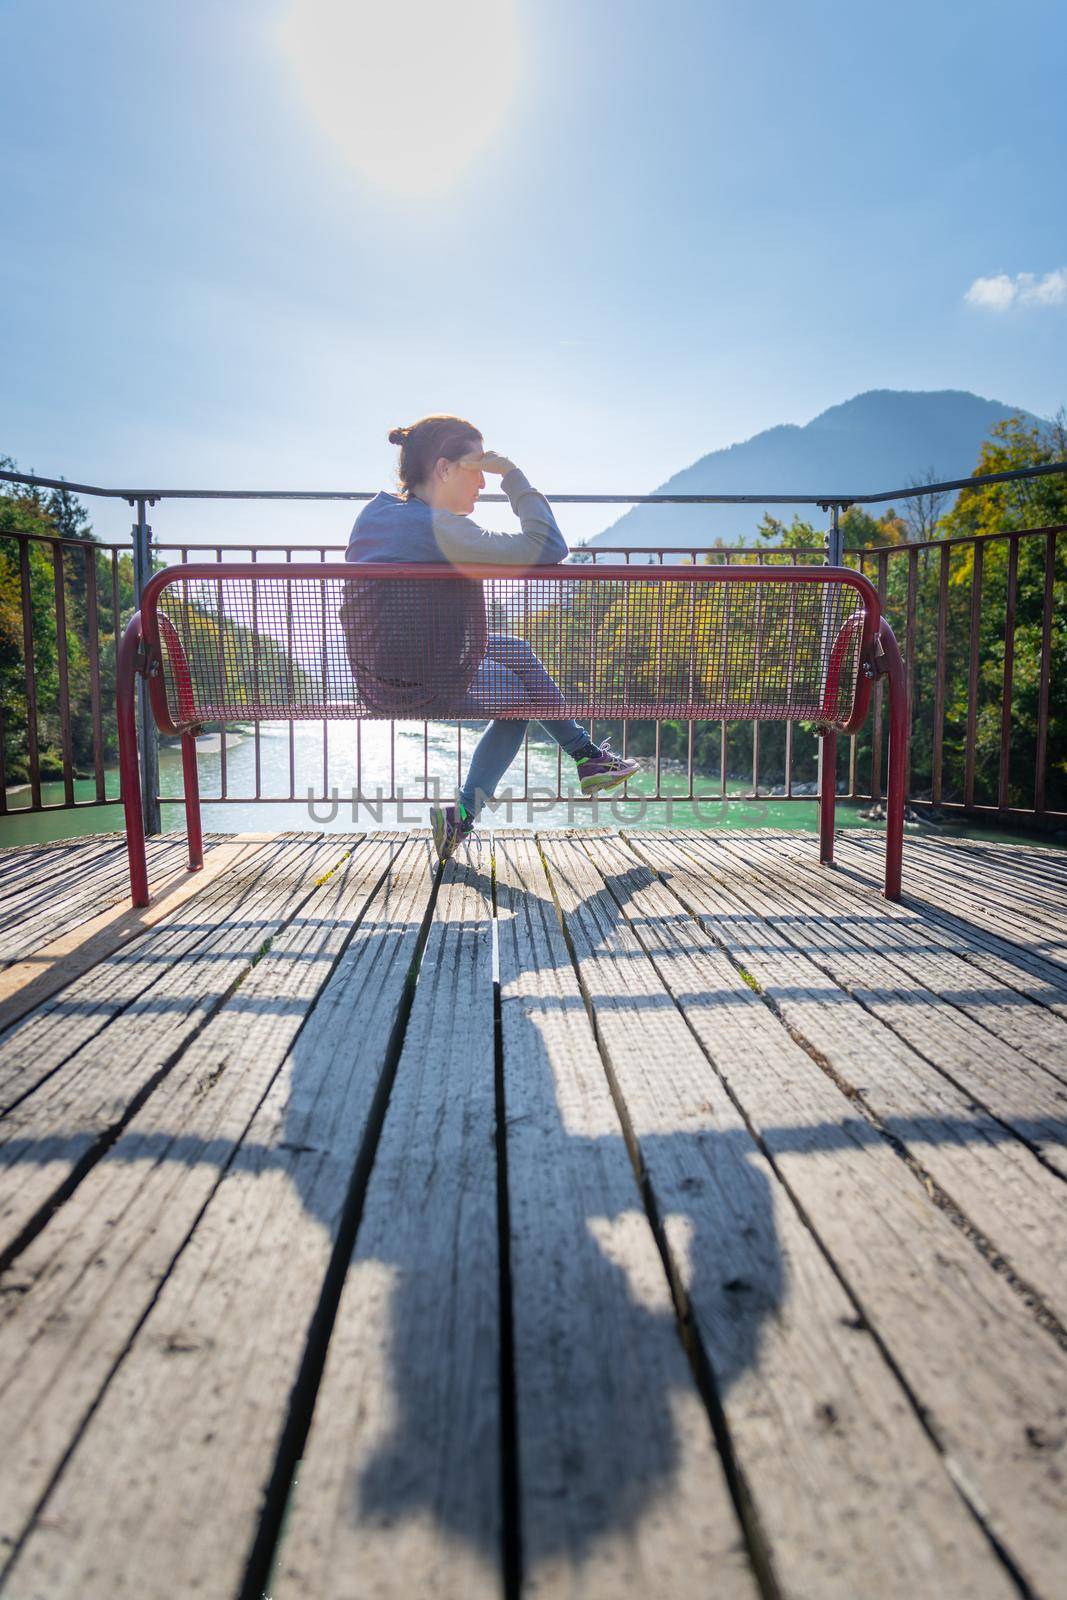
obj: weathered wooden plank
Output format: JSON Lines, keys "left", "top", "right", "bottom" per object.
{"left": 822, "top": 837, "right": 1067, "bottom": 1020}
{"left": 536, "top": 833, "right": 1016, "bottom": 1599}
{"left": 628, "top": 831, "right": 1067, "bottom": 1327}
{"left": 491, "top": 834, "right": 755, "bottom": 1599}
{"left": 683, "top": 831, "right": 1067, "bottom": 1174}
{"left": 856, "top": 834, "right": 1067, "bottom": 940}
{"left": 0, "top": 834, "right": 398, "bottom": 1557}
{"left": 1, "top": 837, "right": 437, "bottom": 1599}
{"left": 606, "top": 830, "right": 1067, "bottom": 1597}
{"left": 737, "top": 832, "right": 1067, "bottom": 1084}
{"left": 0, "top": 836, "right": 124, "bottom": 909}
{"left": 837, "top": 834, "right": 1067, "bottom": 957}
{"left": 0, "top": 838, "right": 189, "bottom": 962}
{"left": 273, "top": 841, "right": 502, "bottom": 1600}
{"left": 0, "top": 836, "right": 346, "bottom": 1263}
{"left": 901, "top": 835, "right": 1067, "bottom": 902}
{"left": 0, "top": 835, "right": 274, "bottom": 1032}
{"left": 0, "top": 835, "right": 296, "bottom": 1105}
{"left": 0, "top": 836, "right": 124, "bottom": 928}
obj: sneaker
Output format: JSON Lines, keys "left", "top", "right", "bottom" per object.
{"left": 430, "top": 802, "right": 474, "bottom": 863}
{"left": 574, "top": 739, "right": 640, "bottom": 796}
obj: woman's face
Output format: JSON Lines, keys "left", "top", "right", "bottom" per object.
{"left": 437, "top": 436, "right": 484, "bottom": 515}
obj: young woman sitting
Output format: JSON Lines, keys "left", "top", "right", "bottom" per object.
{"left": 343, "top": 413, "right": 637, "bottom": 860}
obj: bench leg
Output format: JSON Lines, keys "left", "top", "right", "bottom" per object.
{"left": 880, "top": 619, "right": 907, "bottom": 901}
{"left": 818, "top": 731, "right": 837, "bottom": 866}
{"left": 117, "top": 611, "right": 150, "bottom": 907}
{"left": 181, "top": 731, "right": 204, "bottom": 871}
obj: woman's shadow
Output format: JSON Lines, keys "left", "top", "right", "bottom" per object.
{"left": 281, "top": 833, "right": 785, "bottom": 1576}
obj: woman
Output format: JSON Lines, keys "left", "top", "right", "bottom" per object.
{"left": 344, "top": 414, "right": 638, "bottom": 860}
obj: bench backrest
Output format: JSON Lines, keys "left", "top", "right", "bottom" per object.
{"left": 139, "top": 563, "right": 879, "bottom": 736}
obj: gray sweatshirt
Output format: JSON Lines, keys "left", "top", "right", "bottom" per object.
{"left": 344, "top": 468, "right": 568, "bottom": 566}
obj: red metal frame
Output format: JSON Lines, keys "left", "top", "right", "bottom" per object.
{"left": 117, "top": 608, "right": 203, "bottom": 906}
{"left": 117, "top": 562, "right": 907, "bottom": 906}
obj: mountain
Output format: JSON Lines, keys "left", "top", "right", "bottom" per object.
{"left": 588, "top": 389, "right": 1038, "bottom": 550}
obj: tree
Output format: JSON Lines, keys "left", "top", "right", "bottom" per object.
{"left": 902, "top": 467, "right": 949, "bottom": 542}
{"left": 47, "top": 482, "right": 94, "bottom": 542}
{"left": 841, "top": 506, "right": 908, "bottom": 549}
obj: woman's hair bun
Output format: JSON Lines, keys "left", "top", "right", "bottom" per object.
{"left": 388, "top": 425, "right": 408, "bottom": 446}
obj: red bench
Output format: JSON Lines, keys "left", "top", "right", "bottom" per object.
{"left": 117, "top": 563, "right": 906, "bottom": 905}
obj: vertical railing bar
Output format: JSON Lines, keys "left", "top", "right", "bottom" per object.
{"left": 522, "top": 579, "right": 532, "bottom": 804}
{"left": 0, "top": 688, "right": 6, "bottom": 814}
{"left": 319, "top": 548, "right": 329, "bottom": 803}
{"left": 586, "top": 573, "right": 597, "bottom": 787}
{"left": 785, "top": 581, "right": 798, "bottom": 798}
{"left": 251, "top": 547, "right": 262, "bottom": 800}
{"left": 51, "top": 541, "right": 76, "bottom": 806}
{"left": 17, "top": 539, "right": 42, "bottom": 810}
{"left": 215, "top": 545, "right": 228, "bottom": 801}
{"left": 653, "top": 581, "right": 664, "bottom": 797}
{"left": 931, "top": 542, "right": 950, "bottom": 807}
{"left": 111, "top": 548, "right": 121, "bottom": 642}
{"left": 964, "top": 538, "right": 984, "bottom": 810}
{"left": 554, "top": 572, "right": 564, "bottom": 802}
{"left": 847, "top": 551, "right": 862, "bottom": 796}
{"left": 752, "top": 552, "right": 765, "bottom": 798}
{"left": 870, "top": 551, "right": 888, "bottom": 802}
{"left": 904, "top": 545, "right": 918, "bottom": 802}
{"left": 719, "top": 572, "right": 731, "bottom": 798}
{"left": 132, "top": 499, "right": 161, "bottom": 831}
{"left": 84, "top": 543, "right": 106, "bottom": 802}
{"left": 1034, "top": 530, "right": 1056, "bottom": 814}
{"left": 110, "top": 548, "right": 121, "bottom": 803}
{"left": 997, "top": 534, "right": 1019, "bottom": 812}
{"left": 621, "top": 571, "right": 630, "bottom": 781}
{"left": 285, "top": 548, "right": 296, "bottom": 801}
{"left": 686, "top": 576, "right": 696, "bottom": 801}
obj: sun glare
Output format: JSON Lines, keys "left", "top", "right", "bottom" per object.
{"left": 276, "top": 0, "right": 520, "bottom": 197}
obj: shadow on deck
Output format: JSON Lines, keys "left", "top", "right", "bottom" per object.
{"left": 0, "top": 827, "right": 1065, "bottom": 1600}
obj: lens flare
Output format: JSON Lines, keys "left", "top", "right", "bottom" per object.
{"left": 276, "top": 0, "right": 520, "bottom": 196}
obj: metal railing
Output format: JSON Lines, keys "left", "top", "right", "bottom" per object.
{"left": 2, "top": 463, "right": 1064, "bottom": 833}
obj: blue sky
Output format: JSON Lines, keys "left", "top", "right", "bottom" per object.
{"left": 2, "top": 0, "right": 1065, "bottom": 549}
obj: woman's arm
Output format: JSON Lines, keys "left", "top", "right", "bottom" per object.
{"left": 433, "top": 460, "right": 568, "bottom": 566}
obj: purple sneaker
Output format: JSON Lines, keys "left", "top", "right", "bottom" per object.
{"left": 574, "top": 739, "right": 640, "bottom": 796}
{"left": 430, "top": 802, "right": 474, "bottom": 863}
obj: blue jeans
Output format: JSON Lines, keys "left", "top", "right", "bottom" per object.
{"left": 454, "top": 635, "right": 590, "bottom": 818}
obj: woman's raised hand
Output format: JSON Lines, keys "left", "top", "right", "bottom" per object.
{"left": 458, "top": 449, "right": 516, "bottom": 476}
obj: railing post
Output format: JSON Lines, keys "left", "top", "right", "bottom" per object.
{"left": 826, "top": 502, "right": 844, "bottom": 568}
{"left": 132, "top": 496, "right": 161, "bottom": 835}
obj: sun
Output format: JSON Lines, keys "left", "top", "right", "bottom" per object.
{"left": 276, "top": 0, "right": 520, "bottom": 197}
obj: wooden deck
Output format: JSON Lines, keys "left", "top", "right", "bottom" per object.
{"left": 0, "top": 826, "right": 1065, "bottom": 1600}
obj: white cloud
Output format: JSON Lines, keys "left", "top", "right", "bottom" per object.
{"left": 965, "top": 269, "right": 1067, "bottom": 311}
{"left": 1022, "top": 267, "right": 1067, "bottom": 306}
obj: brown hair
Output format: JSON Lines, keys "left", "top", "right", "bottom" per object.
{"left": 388, "top": 414, "right": 482, "bottom": 498}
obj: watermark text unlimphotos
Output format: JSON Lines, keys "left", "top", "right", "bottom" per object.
{"left": 305, "top": 782, "right": 769, "bottom": 827}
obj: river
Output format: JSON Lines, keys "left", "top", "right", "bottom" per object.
{"left": 1, "top": 720, "right": 1057, "bottom": 851}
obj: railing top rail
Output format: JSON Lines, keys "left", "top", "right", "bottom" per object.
{"left": 2, "top": 461, "right": 1065, "bottom": 509}
{"left": 0, "top": 527, "right": 130, "bottom": 552}
{"left": 855, "top": 522, "right": 1067, "bottom": 556}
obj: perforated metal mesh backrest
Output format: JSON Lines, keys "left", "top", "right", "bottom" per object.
{"left": 154, "top": 570, "right": 867, "bottom": 728}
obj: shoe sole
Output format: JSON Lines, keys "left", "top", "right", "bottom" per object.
{"left": 430, "top": 809, "right": 456, "bottom": 863}
{"left": 579, "top": 768, "right": 638, "bottom": 797}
